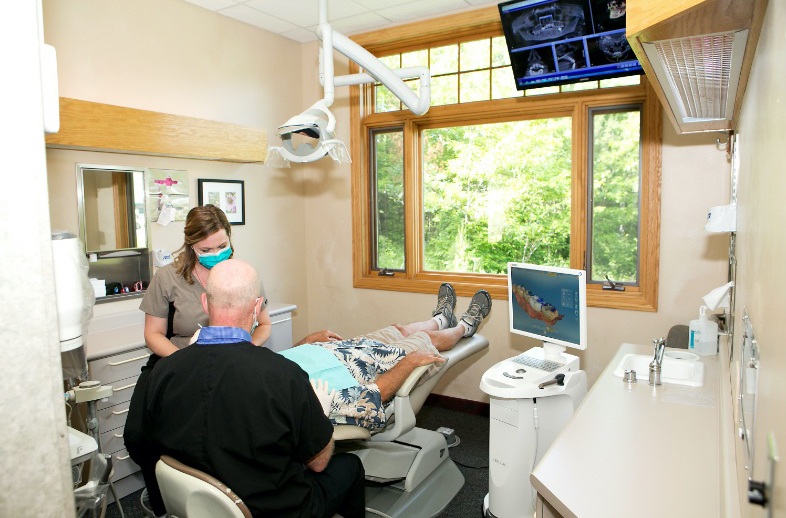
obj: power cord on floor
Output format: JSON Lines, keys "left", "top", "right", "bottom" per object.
{"left": 447, "top": 434, "right": 489, "bottom": 469}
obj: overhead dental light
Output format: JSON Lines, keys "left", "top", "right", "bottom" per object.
{"left": 266, "top": 0, "right": 431, "bottom": 168}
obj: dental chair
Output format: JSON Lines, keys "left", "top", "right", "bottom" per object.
{"left": 333, "top": 334, "right": 489, "bottom": 518}
{"left": 155, "top": 454, "right": 252, "bottom": 518}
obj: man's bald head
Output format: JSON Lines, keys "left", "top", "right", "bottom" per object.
{"left": 203, "top": 259, "right": 260, "bottom": 326}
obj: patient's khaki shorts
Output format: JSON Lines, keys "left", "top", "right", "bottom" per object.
{"left": 360, "top": 326, "right": 443, "bottom": 382}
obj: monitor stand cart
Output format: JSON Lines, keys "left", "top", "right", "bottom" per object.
{"left": 479, "top": 347, "right": 587, "bottom": 518}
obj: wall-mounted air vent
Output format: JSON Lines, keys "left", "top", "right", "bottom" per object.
{"left": 642, "top": 29, "right": 748, "bottom": 124}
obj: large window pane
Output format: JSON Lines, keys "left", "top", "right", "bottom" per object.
{"left": 421, "top": 118, "right": 572, "bottom": 274}
{"left": 589, "top": 107, "right": 642, "bottom": 284}
{"left": 372, "top": 129, "right": 405, "bottom": 270}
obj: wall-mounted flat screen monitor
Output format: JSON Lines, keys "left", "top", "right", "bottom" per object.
{"left": 498, "top": 0, "right": 643, "bottom": 90}
{"left": 508, "top": 262, "right": 587, "bottom": 351}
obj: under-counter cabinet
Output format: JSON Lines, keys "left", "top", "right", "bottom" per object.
{"left": 89, "top": 346, "right": 150, "bottom": 499}
{"left": 85, "top": 302, "right": 297, "bottom": 501}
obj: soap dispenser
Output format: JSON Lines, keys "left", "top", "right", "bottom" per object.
{"left": 689, "top": 306, "right": 719, "bottom": 356}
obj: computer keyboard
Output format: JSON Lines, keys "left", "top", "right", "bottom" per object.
{"left": 511, "top": 354, "right": 564, "bottom": 372}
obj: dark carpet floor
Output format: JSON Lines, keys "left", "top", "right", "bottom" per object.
{"left": 103, "top": 404, "right": 490, "bottom": 518}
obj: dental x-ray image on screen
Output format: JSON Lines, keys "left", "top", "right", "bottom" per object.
{"left": 508, "top": 262, "right": 587, "bottom": 350}
{"left": 498, "top": 0, "right": 642, "bottom": 90}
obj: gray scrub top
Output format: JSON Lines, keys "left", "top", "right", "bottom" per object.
{"left": 139, "top": 263, "right": 267, "bottom": 349}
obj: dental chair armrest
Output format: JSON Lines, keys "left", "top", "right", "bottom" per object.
{"left": 333, "top": 425, "right": 371, "bottom": 441}
{"left": 395, "top": 364, "right": 430, "bottom": 398}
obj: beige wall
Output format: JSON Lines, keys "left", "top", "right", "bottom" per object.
{"left": 43, "top": 0, "right": 314, "bottom": 339}
{"left": 301, "top": 44, "right": 731, "bottom": 400}
{"left": 733, "top": 1, "right": 786, "bottom": 515}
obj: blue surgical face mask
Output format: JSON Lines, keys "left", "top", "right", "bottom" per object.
{"left": 195, "top": 246, "right": 232, "bottom": 269}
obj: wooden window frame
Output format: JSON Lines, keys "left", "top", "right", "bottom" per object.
{"left": 349, "top": 7, "right": 662, "bottom": 311}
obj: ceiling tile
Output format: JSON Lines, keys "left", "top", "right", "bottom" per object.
{"left": 280, "top": 27, "right": 322, "bottom": 43}
{"left": 178, "top": 0, "right": 502, "bottom": 41}
{"left": 351, "top": 0, "right": 419, "bottom": 9}
{"left": 376, "top": 0, "right": 473, "bottom": 23}
{"left": 182, "top": 0, "right": 238, "bottom": 11}
{"left": 329, "top": 12, "right": 391, "bottom": 36}
{"left": 218, "top": 4, "right": 299, "bottom": 32}
{"left": 244, "top": 0, "right": 321, "bottom": 26}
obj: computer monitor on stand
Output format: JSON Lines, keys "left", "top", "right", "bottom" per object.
{"left": 508, "top": 261, "right": 586, "bottom": 374}
{"left": 480, "top": 262, "right": 588, "bottom": 518}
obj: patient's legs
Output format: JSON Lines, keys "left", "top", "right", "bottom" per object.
{"left": 393, "top": 319, "right": 465, "bottom": 351}
{"left": 394, "top": 287, "right": 492, "bottom": 351}
{"left": 394, "top": 318, "right": 439, "bottom": 336}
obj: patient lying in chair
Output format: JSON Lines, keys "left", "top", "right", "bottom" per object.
{"left": 280, "top": 284, "right": 491, "bottom": 430}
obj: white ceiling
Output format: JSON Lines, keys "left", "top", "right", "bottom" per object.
{"left": 181, "top": 0, "right": 502, "bottom": 43}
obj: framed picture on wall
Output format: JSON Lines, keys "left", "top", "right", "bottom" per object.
{"left": 197, "top": 179, "right": 245, "bottom": 225}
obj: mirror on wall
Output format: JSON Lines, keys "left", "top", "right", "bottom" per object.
{"left": 76, "top": 164, "right": 152, "bottom": 302}
{"left": 77, "top": 164, "right": 148, "bottom": 252}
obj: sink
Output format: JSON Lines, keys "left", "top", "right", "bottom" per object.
{"left": 612, "top": 353, "right": 704, "bottom": 387}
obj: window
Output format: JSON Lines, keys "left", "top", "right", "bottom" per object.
{"left": 350, "top": 8, "right": 661, "bottom": 311}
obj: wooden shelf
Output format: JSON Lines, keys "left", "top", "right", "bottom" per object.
{"left": 46, "top": 98, "right": 267, "bottom": 163}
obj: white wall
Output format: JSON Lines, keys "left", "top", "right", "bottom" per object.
{"left": 301, "top": 43, "right": 731, "bottom": 400}
{"left": 733, "top": 1, "right": 786, "bottom": 515}
{"left": 43, "top": 0, "right": 314, "bottom": 340}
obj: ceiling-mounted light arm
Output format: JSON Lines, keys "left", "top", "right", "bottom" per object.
{"left": 265, "top": 0, "right": 430, "bottom": 168}
{"left": 318, "top": 23, "right": 430, "bottom": 116}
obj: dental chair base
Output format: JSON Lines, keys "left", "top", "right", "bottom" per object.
{"left": 341, "top": 427, "right": 463, "bottom": 518}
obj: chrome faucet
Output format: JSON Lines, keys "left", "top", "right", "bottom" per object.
{"left": 649, "top": 337, "right": 666, "bottom": 386}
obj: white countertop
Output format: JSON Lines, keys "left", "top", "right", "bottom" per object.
{"left": 531, "top": 342, "right": 720, "bottom": 518}
{"left": 85, "top": 302, "right": 297, "bottom": 360}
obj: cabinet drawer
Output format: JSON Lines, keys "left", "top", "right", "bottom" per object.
{"left": 89, "top": 347, "right": 151, "bottom": 385}
{"left": 101, "top": 426, "right": 128, "bottom": 455}
{"left": 96, "top": 377, "right": 138, "bottom": 411}
{"left": 98, "top": 401, "right": 130, "bottom": 433}
{"left": 109, "top": 449, "right": 141, "bottom": 482}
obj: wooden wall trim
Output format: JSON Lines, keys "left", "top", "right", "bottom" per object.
{"left": 45, "top": 98, "right": 267, "bottom": 163}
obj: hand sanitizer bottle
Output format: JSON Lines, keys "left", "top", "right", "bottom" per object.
{"left": 689, "top": 306, "right": 718, "bottom": 356}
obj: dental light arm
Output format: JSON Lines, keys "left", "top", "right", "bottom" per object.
{"left": 266, "top": 0, "right": 431, "bottom": 168}
{"left": 319, "top": 24, "right": 431, "bottom": 116}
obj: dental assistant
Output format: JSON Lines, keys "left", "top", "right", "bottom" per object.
{"left": 141, "top": 204, "right": 272, "bottom": 356}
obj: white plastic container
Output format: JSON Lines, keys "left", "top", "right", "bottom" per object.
{"left": 689, "top": 306, "right": 719, "bottom": 356}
